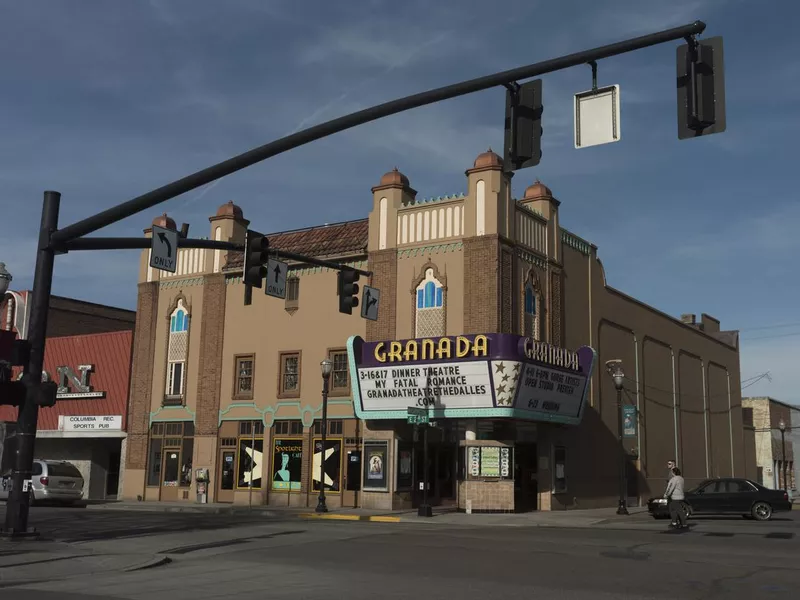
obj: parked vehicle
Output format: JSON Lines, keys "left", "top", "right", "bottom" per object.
{"left": 647, "top": 497, "right": 691, "bottom": 520}
{"left": 648, "top": 477, "right": 791, "bottom": 522}
{"left": 0, "top": 459, "right": 84, "bottom": 505}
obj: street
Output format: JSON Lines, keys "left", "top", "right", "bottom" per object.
{"left": 1, "top": 505, "right": 799, "bottom": 599}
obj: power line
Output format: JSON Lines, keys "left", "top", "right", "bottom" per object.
{"left": 739, "top": 321, "right": 800, "bottom": 332}
{"left": 742, "top": 331, "right": 800, "bottom": 342}
{"left": 620, "top": 371, "right": 771, "bottom": 402}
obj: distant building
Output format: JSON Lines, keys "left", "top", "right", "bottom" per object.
{"left": 742, "top": 397, "right": 798, "bottom": 497}
{"left": 122, "top": 151, "right": 755, "bottom": 511}
{"left": 1, "top": 291, "right": 135, "bottom": 500}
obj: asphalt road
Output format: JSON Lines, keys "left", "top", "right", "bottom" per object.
{"left": 1, "top": 505, "right": 799, "bottom": 600}
{"left": 0, "top": 504, "right": 277, "bottom": 542}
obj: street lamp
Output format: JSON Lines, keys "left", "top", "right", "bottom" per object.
{"left": 606, "top": 360, "right": 629, "bottom": 516}
{"left": 779, "top": 419, "right": 787, "bottom": 491}
{"left": 0, "top": 263, "right": 11, "bottom": 297}
{"left": 316, "top": 358, "right": 333, "bottom": 513}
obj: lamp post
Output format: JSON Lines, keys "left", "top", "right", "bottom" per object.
{"left": 607, "top": 360, "right": 629, "bottom": 516}
{"left": 0, "top": 263, "right": 11, "bottom": 297}
{"left": 316, "top": 358, "right": 333, "bottom": 513}
{"left": 779, "top": 419, "right": 787, "bottom": 491}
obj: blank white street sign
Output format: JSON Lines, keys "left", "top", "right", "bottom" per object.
{"left": 574, "top": 84, "right": 621, "bottom": 149}
{"left": 265, "top": 258, "right": 288, "bottom": 299}
{"left": 150, "top": 224, "right": 178, "bottom": 273}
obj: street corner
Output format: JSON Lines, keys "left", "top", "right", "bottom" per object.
{"left": 297, "top": 512, "right": 401, "bottom": 523}
{"left": 0, "top": 548, "right": 170, "bottom": 587}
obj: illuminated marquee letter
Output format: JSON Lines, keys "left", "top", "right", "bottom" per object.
{"left": 387, "top": 341, "right": 403, "bottom": 362}
{"left": 374, "top": 342, "right": 386, "bottom": 363}
{"left": 421, "top": 338, "right": 435, "bottom": 361}
{"left": 455, "top": 336, "right": 470, "bottom": 358}
{"left": 404, "top": 340, "right": 419, "bottom": 362}
{"left": 436, "top": 337, "right": 452, "bottom": 359}
{"left": 472, "top": 335, "right": 488, "bottom": 358}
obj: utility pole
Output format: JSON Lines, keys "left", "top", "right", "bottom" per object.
{"left": 1, "top": 20, "right": 714, "bottom": 537}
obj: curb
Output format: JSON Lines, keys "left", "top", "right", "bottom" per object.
{"left": 297, "top": 513, "right": 401, "bottom": 523}
{"left": 85, "top": 504, "right": 281, "bottom": 516}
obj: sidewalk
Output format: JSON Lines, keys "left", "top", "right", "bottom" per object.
{"left": 297, "top": 505, "right": 652, "bottom": 527}
{"left": 83, "top": 499, "right": 296, "bottom": 515}
{"left": 84, "top": 498, "right": 652, "bottom": 527}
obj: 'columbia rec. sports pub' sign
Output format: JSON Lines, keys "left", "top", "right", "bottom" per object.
{"left": 346, "top": 333, "right": 597, "bottom": 425}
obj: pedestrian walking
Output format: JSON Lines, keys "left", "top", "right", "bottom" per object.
{"left": 664, "top": 467, "right": 687, "bottom": 530}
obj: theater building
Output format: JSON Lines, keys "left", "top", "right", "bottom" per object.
{"left": 122, "top": 150, "right": 755, "bottom": 511}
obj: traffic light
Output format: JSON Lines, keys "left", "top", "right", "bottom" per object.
{"left": 34, "top": 380, "right": 58, "bottom": 407}
{"left": 337, "top": 268, "right": 360, "bottom": 315}
{"left": 243, "top": 229, "right": 269, "bottom": 288}
{"left": 503, "top": 79, "right": 543, "bottom": 172}
{"left": 677, "top": 36, "right": 726, "bottom": 139}
{"left": 0, "top": 361, "right": 24, "bottom": 407}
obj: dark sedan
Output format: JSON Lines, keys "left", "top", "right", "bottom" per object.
{"left": 648, "top": 477, "right": 792, "bottom": 521}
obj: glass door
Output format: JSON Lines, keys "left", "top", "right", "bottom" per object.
{"left": 217, "top": 450, "right": 236, "bottom": 503}
{"left": 160, "top": 450, "right": 180, "bottom": 502}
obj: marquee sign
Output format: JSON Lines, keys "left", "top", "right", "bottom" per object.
{"left": 347, "top": 333, "right": 597, "bottom": 425}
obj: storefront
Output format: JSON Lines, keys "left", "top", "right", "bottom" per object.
{"left": 0, "top": 330, "right": 133, "bottom": 500}
{"left": 348, "top": 332, "right": 597, "bottom": 512}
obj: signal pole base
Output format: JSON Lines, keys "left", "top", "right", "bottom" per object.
{"left": 0, "top": 528, "right": 40, "bottom": 540}
{"left": 417, "top": 504, "right": 433, "bottom": 518}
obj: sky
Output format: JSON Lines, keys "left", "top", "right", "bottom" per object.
{"left": 0, "top": 0, "right": 797, "bottom": 402}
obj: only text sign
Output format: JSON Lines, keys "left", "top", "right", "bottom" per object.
{"left": 150, "top": 225, "right": 178, "bottom": 273}
{"left": 265, "top": 258, "right": 288, "bottom": 299}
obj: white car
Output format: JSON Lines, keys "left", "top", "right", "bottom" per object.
{"left": 0, "top": 459, "right": 84, "bottom": 505}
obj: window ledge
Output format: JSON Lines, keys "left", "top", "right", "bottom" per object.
{"left": 277, "top": 391, "right": 301, "bottom": 400}
{"left": 233, "top": 394, "right": 254, "bottom": 402}
{"left": 163, "top": 395, "right": 184, "bottom": 407}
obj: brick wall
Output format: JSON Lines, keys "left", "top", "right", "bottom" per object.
{"left": 500, "top": 246, "right": 513, "bottom": 333}
{"left": 458, "top": 480, "right": 515, "bottom": 511}
{"left": 549, "top": 268, "right": 563, "bottom": 346}
{"left": 125, "top": 282, "right": 159, "bottom": 470}
{"left": 48, "top": 296, "right": 136, "bottom": 337}
{"left": 195, "top": 274, "right": 226, "bottom": 436}
{"left": 366, "top": 249, "right": 397, "bottom": 342}
{"left": 463, "top": 235, "right": 500, "bottom": 334}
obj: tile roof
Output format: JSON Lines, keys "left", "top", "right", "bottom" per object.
{"left": 0, "top": 330, "right": 133, "bottom": 431}
{"left": 224, "top": 218, "right": 369, "bottom": 272}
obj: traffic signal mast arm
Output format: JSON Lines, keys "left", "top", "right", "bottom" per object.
{"left": 60, "top": 235, "right": 371, "bottom": 277}
{"left": 48, "top": 21, "right": 707, "bottom": 247}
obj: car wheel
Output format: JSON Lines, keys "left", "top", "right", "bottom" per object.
{"left": 751, "top": 501, "right": 772, "bottom": 521}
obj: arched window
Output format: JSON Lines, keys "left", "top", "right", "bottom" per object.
{"left": 166, "top": 299, "right": 190, "bottom": 398}
{"left": 415, "top": 268, "right": 445, "bottom": 337}
{"left": 524, "top": 279, "right": 540, "bottom": 340}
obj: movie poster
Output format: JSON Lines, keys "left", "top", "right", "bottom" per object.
{"left": 364, "top": 441, "right": 389, "bottom": 490}
{"left": 272, "top": 438, "right": 302, "bottom": 491}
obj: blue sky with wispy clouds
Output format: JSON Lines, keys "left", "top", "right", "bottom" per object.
{"left": 0, "top": 0, "right": 796, "bottom": 401}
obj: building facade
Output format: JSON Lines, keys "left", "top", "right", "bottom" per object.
{"left": 742, "top": 397, "right": 798, "bottom": 498}
{"left": 122, "top": 151, "right": 754, "bottom": 511}
{"left": 1, "top": 291, "right": 136, "bottom": 500}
